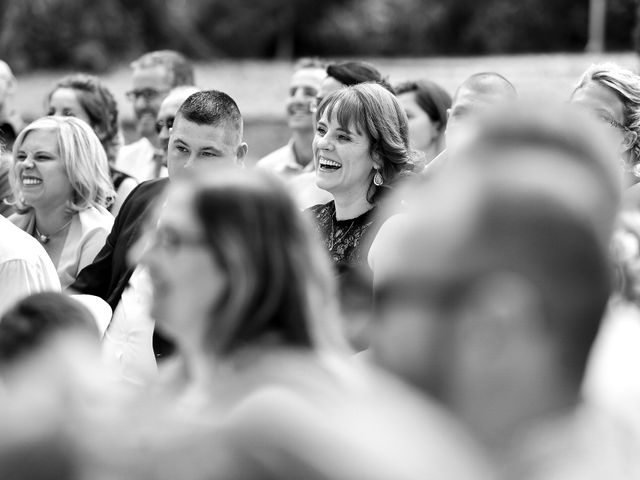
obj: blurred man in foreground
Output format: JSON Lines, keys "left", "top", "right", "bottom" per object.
{"left": 371, "top": 105, "right": 639, "bottom": 477}
{"left": 115, "top": 50, "right": 195, "bottom": 182}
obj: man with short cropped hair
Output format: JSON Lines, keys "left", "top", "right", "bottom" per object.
{"left": 72, "top": 91, "right": 247, "bottom": 380}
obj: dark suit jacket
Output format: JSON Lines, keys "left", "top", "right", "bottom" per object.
{"left": 71, "top": 178, "right": 169, "bottom": 309}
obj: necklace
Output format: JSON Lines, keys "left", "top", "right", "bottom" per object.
{"left": 34, "top": 218, "right": 73, "bottom": 244}
{"left": 329, "top": 215, "right": 356, "bottom": 251}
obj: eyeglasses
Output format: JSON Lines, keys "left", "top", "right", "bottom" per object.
{"left": 155, "top": 117, "right": 174, "bottom": 134}
{"left": 126, "top": 88, "right": 168, "bottom": 102}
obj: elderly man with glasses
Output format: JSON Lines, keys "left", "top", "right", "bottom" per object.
{"left": 115, "top": 50, "right": 195, "bottom": 183}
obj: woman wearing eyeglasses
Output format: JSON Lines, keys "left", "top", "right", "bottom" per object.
{"left": 138, "top": 165, "right": 346, "bottom": 410}
{"left": 571, "top": 63, "right": 640, "bottom": 190}
{"left": 46, "top": 74, "right": 138, "bottom": 216}
{"left": 9, "top": 116, "right": 115, "bottom": 289}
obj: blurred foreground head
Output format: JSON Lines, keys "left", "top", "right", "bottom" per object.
{"left": 141, "top": 166, "right": 343, "bottom": 359}
{"left": 372, "top": 104, "right": 613, "bottom": 446}
{"left": 446, "top": 72, "right": 517, "bottom": 153}
{"left": 0, "top": 292, "right": 99, "bottom": 368}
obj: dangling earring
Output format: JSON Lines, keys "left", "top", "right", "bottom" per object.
{"left": 373, "top": 168, "right": 384, "bottom": 187}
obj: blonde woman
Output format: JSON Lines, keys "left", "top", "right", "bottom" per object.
{"left": 10, "top": 116, "right": 114, "bottom": 288}
{"left": 571, "top": 63, "right": 640, "bottom": 189}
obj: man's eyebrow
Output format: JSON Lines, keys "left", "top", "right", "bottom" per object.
{"left": 201, "top": 146, "right": 224, "bottom": 154}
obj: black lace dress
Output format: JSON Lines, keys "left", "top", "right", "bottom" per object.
{"left": 307, "top": 201, "right": 381, "bottom": 274}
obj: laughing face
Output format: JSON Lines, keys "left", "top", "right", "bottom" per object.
{"left": 13, "top": 128, "right": 73, "bottom": 210}
{"left": 313, "top": 109, "right": 377, "bottom": 199}
{"left": 286, "top": 68, "right": 325, "bottom": 132}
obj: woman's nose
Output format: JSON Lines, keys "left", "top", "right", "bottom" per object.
{"left": 316, "top": 135, "right": 333, "bottom": 151}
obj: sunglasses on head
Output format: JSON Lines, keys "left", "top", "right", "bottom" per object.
{"left": 155, "top": 117, "right": 174, "bottom": 134}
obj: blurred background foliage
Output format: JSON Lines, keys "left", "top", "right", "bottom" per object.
{"left": 0, "top": 0, "right": 636, "bottom": 73}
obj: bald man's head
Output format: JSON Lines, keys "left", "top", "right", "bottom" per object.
{"left": 157, "top": 85, "right": 201, "bottom": 151}
{"left": 446, "top": 72, "right": 517, "bottom": 153}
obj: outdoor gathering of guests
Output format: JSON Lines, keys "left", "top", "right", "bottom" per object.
{"left": 1, "top": 48, "right": 640, "bottom": 479}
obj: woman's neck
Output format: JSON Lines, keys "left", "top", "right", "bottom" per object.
{"left": 34, "top": 203, "right": 74, "bottom": 235}
{"left": 333, "top": 192, "right": 373, "bottom": 221}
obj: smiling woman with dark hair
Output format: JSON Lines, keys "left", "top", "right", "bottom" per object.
{"left": 307, "top": 82, "right": 414, "bottom": 275}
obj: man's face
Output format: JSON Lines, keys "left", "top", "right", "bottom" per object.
{"left": 167, "top": 115, "right": 246, "bottom": 178}
{"left": 129, "top": 65, "right": 172, "bottom": 137}
{"left": 286, "top": 68, "right": 325, "bottom": 132}
{"left": 371, "top": 176, "right": 478, "bottom": 395}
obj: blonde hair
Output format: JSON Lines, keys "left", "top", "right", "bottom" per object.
{"left": 11, "top": 116, "right": 115, "bottom": 212}
{"left": 574, "top": 62, "right": 640, "bottom": 162}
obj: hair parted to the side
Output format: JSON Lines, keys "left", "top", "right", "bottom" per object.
{"left": 315, "top": 82, "right": 414, "bottom": 203}
{"left": 573, "top": 62, "right": 640, "bottom": 163}
{"left": 176, "top": 166, "right": 346, "bottom": 358}
{"left": 10, "top": 116, "right": 115, "bottom": 213}
{"left": 47, "top": 73, "right": 121, "bottom": 163}
{"left": 131, "top": 50, "right": 195, "bottom": 87}
{"left": 176, "top": 89, "right": 244, "bottom": 142}
{"left": 395, "top": 79, "right": 452, "bottom": 132}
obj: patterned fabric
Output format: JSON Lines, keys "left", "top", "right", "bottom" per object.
{"left": 307, "top": 201, "right": 379, "bottom": 273}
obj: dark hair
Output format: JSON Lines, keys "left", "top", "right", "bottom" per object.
{"left": 395, "top": 79, "right": 452, "bottom": 132}
{"left": 0, "top": 292, "right": 99, "bottom": 365}
{"left": 326, "top": 61, "right": 395, "bottom": 94}
{"left": 179, "top": 167, "right": 340, "bottom": 357}
{"left": 47, "top": 73, "right": 120, "bottom": 163}
{"left": 315, "top": 83, "right": 413, "bottom": 203}
{"left": 131, "top": 50, "right": 195, "bottom": 87}
{"left": 472, "top": 192, "right": 610, "bottom": 385}
{"left": 176, "top": 90, "right": 243, "bottom": 140}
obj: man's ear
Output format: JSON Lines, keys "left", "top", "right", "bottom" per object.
{"left": 236, "top": 142, "right": 248, "bottom": 167}
{"left": 446, "top": 108, "right": 451, "bottom": 121}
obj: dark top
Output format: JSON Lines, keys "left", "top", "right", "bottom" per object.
{"left": 71, "top": 177, "right": 169, "bottom": 309}
{"left": 307, "top": 201, "right": 380, "bottom": 275}
{"left": 110, "top": 166, "right": 134, "bottom": 192}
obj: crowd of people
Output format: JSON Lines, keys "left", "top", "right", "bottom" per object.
{"left": 0, "top": 49, "right": 640, "bottom": 479}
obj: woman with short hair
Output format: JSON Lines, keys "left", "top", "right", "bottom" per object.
{"left": 395, "top": 79, "right": 451, "bottom": 170}
{"left": 308, "top": 82, "right": 413, "bottom": 274}
{"left": 572, "top": 63, "right": 640, "bottom": 187}
{"left": 10, "top": 116, "right": 114, "bottom": 288}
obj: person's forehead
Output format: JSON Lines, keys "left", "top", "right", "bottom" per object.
{"left": 172, "top": 117, "right": 238, "bottom": 148}
{"left": 398, "top": 91, "right": 419, "bottom": 109}
{"left": 572, "top": 81, "right": 625, "bottom": 120}
{"left": 377, "top": 182, "right": 479, "bottom": 285}
{"left": 452, "top": 86, "right": 509, "bottom": 112}
{"left": 290, "top": 68, "right": 325, "bottom": 88}
{"left": 132, "top": 65, "right": 171, "bottom": 88}
{"left": 50, "top": 88, "right": 80, "bottom": 104}
{"left": 158, "top": 96, "right": 187, "bottom": 119}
